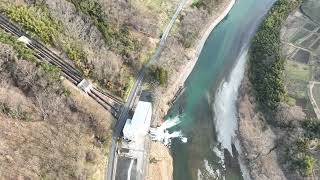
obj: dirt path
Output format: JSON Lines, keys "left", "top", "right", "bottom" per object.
{"left": 308, "top": 81, "right": 320, "bottom": 120}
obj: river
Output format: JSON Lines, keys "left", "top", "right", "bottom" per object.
{"left": 164, "top": 0, "right": 276, "bottom": 179}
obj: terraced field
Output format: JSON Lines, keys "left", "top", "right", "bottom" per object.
{"left": 285, "top": 60, "right": 310, "bottom": 103}
{"left": 301, "top": 0, "right": 320, "bottom": 24}
{"left": 281, "top": 0, "right": 320, "bottom": 117}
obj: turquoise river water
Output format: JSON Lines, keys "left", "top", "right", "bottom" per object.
{"left": 165, "top": 0, "right": 276, "bottom": 179}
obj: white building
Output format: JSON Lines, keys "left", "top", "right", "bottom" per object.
{"left": 123, "top": 101, "right": 152, "bottom": 142}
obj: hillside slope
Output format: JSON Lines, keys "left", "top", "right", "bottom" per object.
{"left": 0, "top": 0, "right": 179, "bottom": 98}
{"left": 0, "top": 42, "right": 114, "bottom": 179}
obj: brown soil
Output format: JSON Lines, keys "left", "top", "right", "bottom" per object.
{"left": 0, "top": 43, "right": 114, "bottom": 179}
{"left": 237, "top": 75, "right": 287, "bottom": 180}
{"left": 146, "top": 142, "right": 173, "bottom": 180}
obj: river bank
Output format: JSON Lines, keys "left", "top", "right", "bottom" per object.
{"left": 147, "top": 0, "right": 236, "bottom": 179}
{"left": 236, "top": 0, "right": 320, "bottom": 179}
{"left": 153, "top": 0, "right": 236, "bottom": 125}
{"left": 146, "top": 142, "right": 173, "bottom": 180}
{"left": 237, "top": 72, "right": 287, "bottom": 180}
{"left": 235, "top": 0, "right": 293, "bottom": 177}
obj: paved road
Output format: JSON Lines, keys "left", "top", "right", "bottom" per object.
{"left": 106, "top": 71, "right": 144, "bottom": 180}
{"left": 106, "top": 0, "right": 188, "bottom": 179}
{"left": 148, "top": 0, "right": 189, "bottom": 66}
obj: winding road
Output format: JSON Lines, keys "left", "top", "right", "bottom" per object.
{"left": 106, "top": 0, "right": 188, "bottom": 179}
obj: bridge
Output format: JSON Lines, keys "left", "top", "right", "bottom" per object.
{"left": 0, "top": 14, "right": 123, "bottom": 118}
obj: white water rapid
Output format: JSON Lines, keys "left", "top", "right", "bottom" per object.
{"left": 213, "top": 49, "right": 248, "bottom": 155}
{"left": 149, "top": 115, "right": 188, "bottom": 146}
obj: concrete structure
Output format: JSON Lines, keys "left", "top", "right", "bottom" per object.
{"left": 77, "top": 79, "right": 93, "bottom": 93}
{"left": 115, "top": 100, "right": 152, "bottom": 180}
{"left": 123, "top": 101, "right": 152, "bottom": 142}
{"left": 17, "top": 36, "right": 31, "bottom": 45}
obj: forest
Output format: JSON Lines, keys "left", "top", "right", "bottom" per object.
{"left": 249, "top": 0, "right": 302, "bottom": 110}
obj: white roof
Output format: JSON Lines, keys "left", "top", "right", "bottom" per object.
{"left": 123, "top": 101, "right": 152, "bottom": 141}
{"left": 131, "top": 101, "right": 152, "bottom": 129}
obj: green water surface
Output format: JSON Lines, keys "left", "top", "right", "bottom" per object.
{"left": 167, "top": 0, "right": 276, "bottom": 179}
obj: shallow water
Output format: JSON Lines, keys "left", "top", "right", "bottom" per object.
{"left": 164, "top": 0, "right": 276, "bottom": 179}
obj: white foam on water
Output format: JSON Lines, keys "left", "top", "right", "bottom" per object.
{"left": 213, "top": 49, "right": 248, "bottom": 155}
{"left": 212, "top": 146, "right": 225, "bottom": 169}
{"left": 149, "top": 115, "right": 188, "bottom": 146}
{"left": 199, "top": 159, "right": 223, "bottom": 180}
{"left": 197, "top": 169, "right": 203, "bottom": 180}
{"left": 181, "top": 137, "right": 188, "bottom": 143}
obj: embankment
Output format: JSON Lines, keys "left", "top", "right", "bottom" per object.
{"left": 146, "top": 142, "right": 173, "bottom": 180}
{"left": 237, "top": 74, "right": 287, "bottom": 180}
{"left": 236, "top": 0, "right": 307, "bottom": 179}
{"left": 148, "top": 0, "right": 236, "bottom": 179}
{"left": 153, "top": 0, "right": 236, "bottom": 124}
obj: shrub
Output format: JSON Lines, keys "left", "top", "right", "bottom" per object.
{"left": 63, "top": 89, "right": 71, "bottom": 97}
{"left": 68, "top": 0, "right": 138, "bottom": 56}
{"left": 0, "top": 30, "right": 36, "bottom": 62}
{"left": 149, "top": 157, "right": 159, "bottom": 164}
{"left": 3, "top": 5, "right": 61, "bottom": 45}
{"left": 65, "top": 44, "right": 90, "bottom": 75}
{"left": 40, "top": 63, "right": 61, "bottom": 82}
{"left": 191, "top": 0, "right": 206, "bottom": 9}
{"left": 299, "top": 155, "right": 316, "bottom": 176}
{"left": 122, "top": 76, "right": 134, "bottom": 100}
{"left": 85, "top": 151, "right": 97, "bottom": 162}
{"left": 286, "top": 136, "right": 318, "bottom": 177}
{"left": 302, "top": 120, "right": 320, "bottom": 139}
{"left": 0, "top": 30, "right": 66, "bottom": 95}
{"left": 149, "top": 66, "right": 168, "bottom": 86}
{"left": 0, "top": 102, "right": 30, "bottom": 121}
{"left": 181, "top": 33, "right": 193, "bottom": 48}
{"left": 296, "top": 138, "right": 309, "bottom": 152}
{"left": 65, "top": 45, "right": 86, "bottom": 64}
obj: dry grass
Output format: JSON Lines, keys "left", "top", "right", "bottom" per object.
{"left": 312, "top": 83, "right": 320, "bottom": 109}
{"left": 146, "top": 142, "right": 173, "bottom": 180}
{"left": 0, "top": 43, "right": 113, "bottom": 179}
{"left": 285, "top": 60, "right": 311, "bottom": 82}
{"left": 0, "top": 0, "right": 181, "bottom": 99}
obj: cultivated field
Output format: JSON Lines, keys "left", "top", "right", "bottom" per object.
{"left": 281, "top": 0, "right": 320, "bottom": 118}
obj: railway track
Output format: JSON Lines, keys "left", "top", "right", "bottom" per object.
{"left": 0, "top": 15, "right": 82, "bottom": 83}
{"left": 0, "top": 14, "right": 123, "bottom": 118}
